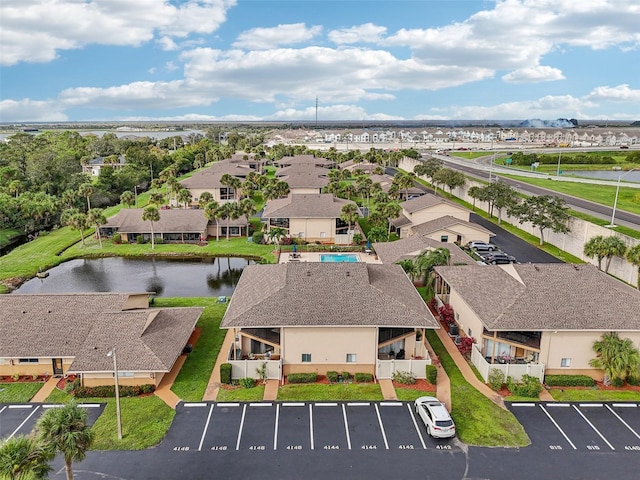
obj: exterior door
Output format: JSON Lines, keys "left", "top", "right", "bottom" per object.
{"left": 52, "top": 358, "right": 63, "bottom": 375}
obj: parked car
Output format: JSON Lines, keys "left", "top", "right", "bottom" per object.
{"left": 414, "top": 396, "right": 456, "bottom": 438}
{"left": 482, "top": 252, "right": 516, "bottom": 264}
{"left": 467, "top": 241, "right": 497, "bottom": 251}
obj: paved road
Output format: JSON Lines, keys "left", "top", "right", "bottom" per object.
{"left": 432, "top": 155, "right": 640, "bottom": 230}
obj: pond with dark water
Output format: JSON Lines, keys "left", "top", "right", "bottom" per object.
{"left": 14, "top": 256, "right": 253, "bottom": 297}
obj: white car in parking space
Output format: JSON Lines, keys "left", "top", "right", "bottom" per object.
{"left": 414, "top": 396, "right": 456, "bottom": 438}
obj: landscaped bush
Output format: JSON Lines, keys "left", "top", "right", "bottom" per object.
{"left": 65, "top": 377, "right": 81, "bottom": 393}
{"left": 392, "top": 371, "right": 416, "bottom": 385}
{"left": 544, "top": 374, "right": 595, "bottom": 387}
{"left": 506, "top": 374, "right": 543, "bottom": 398}
{"left": 488, "top": 368, "right": 506, "bottom": 391}
{"left": 220, "top": 363, "right": 232, "bottom": 384}
{"left": 326, "top": 371, "right": 339, "bottom": 383}
{"left": 341, "top": 371, "right": 351, "bottom": 381}
{"left": 112, "top": 233, "right": 122, "bottom": 244}
{"left": 627, "top": 374, "right": 640, "bottom": 386}
{"left": 73, "top": 384, "right": 155, "bottom": 398}
{"left": 252, "top": 231, "right": 264, "bottom": 244}
{"left": 354, "top": 373, "right": 373, "bottom": 383}
{"left": 611, "top": 376, "right": 625, "bottom": 388}
{"left": 154, "top": 237, "right": 164, "bottom": 244}
{"left": 287, "top": 373, "right": 317, "bottom": 384}
{"left": 136, "top": 235, "right": 145, "bottom": 244}
{"left": 238, "top": 377, "right": 256, "bottom": 389}
{"left": 425, "top": 365, "right": 437, "bottom": 385}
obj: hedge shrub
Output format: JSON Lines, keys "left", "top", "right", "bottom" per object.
{"left": 506, "top": 374, "right": 543, "bottom": 398}
{"left": 488, "top": 368, "right": 506, "bottom": 391}
{"left": 239, "top": 377, "right": 256, "bottom": 389}
{"left": 544, "top": 374, "right": 595, "bottom": 387}
{"left": 326, "top": 371, "right": 339, "bottom": 383}
{"left": 287, "top": 373, "right": 317, "bottom": 384}
{"left": 341, "top": 371, "right": 351, "bottom": 381}
{"left": 425, "top": 365, "right": 437, "bottom": 385}
{"left": 392, "top": 371, "right": 416, "bottom": 385}
{"left": 73, "top": 384, "right": 155, "bottom": 398}
{"left": 220, "top": 363, "right": 232, "bottom": 384}
{"left": 354, "top": 373, "right": 373, "bottom": 383}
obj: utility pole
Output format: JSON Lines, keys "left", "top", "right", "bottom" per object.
{"left": 315, "top": 96, "right": 318, "bottom": 129}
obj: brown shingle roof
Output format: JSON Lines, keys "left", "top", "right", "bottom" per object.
{"left": 401, "top": 193, "right": 468, "bottom": 214}
{"left": 276, "top": 155, "right": 333, "bottom": 167}
{"left": 281, "top": 173, "right": 330, "bottom": 189}
{"left": 262, "top": 194, "right": 359, "bottom": 219}
{"left": 181, "top": 161, "right": 252, "bottom": 188}
{"left": 276, "top": 164, "right": 329, "bottom": 176}
{"left": 221, "top": 263, "right": 439, "bottom": 329}
{"left": 373, "top": 236, "right": 473, "bottom": 265}
{"left": 104, "top": 209, "right": 209, "bottom": 234}
{"left": 411, "top": 215, "right": 495, "bottom": 236}
{"left": 434, "top": 263, "right": 640, "bottom": 331}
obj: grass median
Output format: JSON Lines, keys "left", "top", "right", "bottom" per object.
{"left": 550, "top": 389, "right": 640, "bottom": 402}
{"left": 0, "top": 382, "right": 44, "bottom": 403}
{"left": 425, "top": 330, "right": 530, "bottom": 447}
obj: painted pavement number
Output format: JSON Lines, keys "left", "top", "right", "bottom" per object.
{"left": 237, "top": 403, "right": 277, "bottom": 451}
{"left": 510, "top": 402, "right": 640, "bottom": 453}
{"left": 275, "top": 403, "right": 311, "bottom": 451}
{"left": 376, "top": 402, "right": 426, "bottom": 450}
{"left": 199, "top": 403, "right": 244, "bottom": 452}
{"left": 311, "top": 403, "right": 348, "bottom": 451}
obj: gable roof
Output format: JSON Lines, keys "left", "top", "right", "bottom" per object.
{"left": 181, "top": 161, "right": 252, "bottom": 189}
{"left": 221, "top": 263, "right": 439, "bottom": 329}
{"left": 373, "top": 236, "right": 473, "bottom": 266}
{"left": 280, "top": 173, "right": 330, "bottom": 189}
{"left": 434, "top": 263, "right": 640, "bottom": 331}
{"left": 276, "top": 155, "right": 333, "bottom": 167}
{"left": 401, "top": 193, "right": 468, "bottom": 214}
{"left": 103, "top": 208, "right": 209, "bottom": 234}
{"left": 262, "top": 194, "right": 359, "bottom": 219}
{"left": 0, "top": 293, "right": 203, "bottom": 372}
{"left": 411, "top": 215, "right": 495, "bottom": 236}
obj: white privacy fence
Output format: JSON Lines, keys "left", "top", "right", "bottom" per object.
{"left": 471, "top": 345, "right": 545, "bottom": 383}
{"left": 376, "top": 358, "right": 432, "bottom": 379}
{"left": 228, "top": 360, "right": 282, "bottom": 380}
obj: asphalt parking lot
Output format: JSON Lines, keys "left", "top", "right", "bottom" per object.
{"left": 0, "top": 403, "right": 104, "bottom": 440}
{"left": 508, "top": 402, "right": 640, "bottom": 453}
{"left": 163, "top": 401, "right": 457, "bottom": 453}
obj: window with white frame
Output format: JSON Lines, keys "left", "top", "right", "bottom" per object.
{"left": 302, "top": 353, "right": 311, "bottom": 363}
{"left": 18, "top": 358, "right": 39, "bottom": 364}
{"left": 560, "top": 358, "right": 571, "bottom": 368}
{"left": 346, "top": 354, "right": 357, "bottom": 363}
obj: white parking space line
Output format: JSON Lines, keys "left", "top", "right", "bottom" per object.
{"left": 282, "top": 403, "right": 305, "bottom": 407}
{"left": 309, "top": 404, "right": 314, "bottom": 450}
{"left": 380, "top": 402, "right": 403, "bottom": 407}
{"left": 539, "top": 405, "right": 577, "bottom": 450}
{"left": 511, "top": 403, "right": 536, "bottom": 407}
{"left": 407, "top": 404, "right": 427, "bottom": 450}
{"left": 250, "top": 403, "right": 272, "bottom": 407}
{"left": 236, "top": 404, "right": 247, "bottom": 451}
{"left": 0, "top": 406, "right": 7, "bottom": 415}
{"left": 612, "top": 403, "right": 637, "bottom": 408}
{"left": 579, "top": 403, "right": 603, "bottom": 407}
{"left": 572, "top": 405, "right": 615, "bottom": 450}
{"left": 374, "top": 404, "right": 389, "bottom": 450}
{"left": 606, "top": 404, "right": 640, "bottom": 440}
{"left": 198, "top": 404, "right": 214, "bottom": 452}
{"left": 342, "top": 404, "right": 352, "bottom": 450}
{"left": 546, "top": 403, "right": 571, "bottom": 407}
{"left": 8, "top": 405, "right": 33, "bottom": 409}
{"left": 347, "top": 402, "right": 370, "bottom": 407}
{"left": 42, "top": 405, "right": 64, "bottom": 409}
{"left": 7, "top": 406, "right": 40, "bottom": 440}
{"left": 184, "top": 403, "right": 207, "bottom": 408}
{"left": 315, "top": 403, "right": 337, "bottom": 407}
{"left": 273, "top": 404, "right": 280, "bottom": 450}
{"left": 77, "top": 404, "right": 101, "bottom": 408}
{"left": 216, "top": 403, "right": 240, "bottom": 407}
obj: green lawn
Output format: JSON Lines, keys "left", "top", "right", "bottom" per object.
{"left": 45, "top": 390, "right": 175, "bottom": 450}
{"left": 216, "top": 385, "right": 266, "bottom": 402}
{"left": 425, "top": 331, "right": 530, "bottom": 447}
{"left": 0, "top": 228, "right": 21, "bottom": 248}
{"left": 0, "top": 382, "right": 44, "bottom": 403}
{"left": 550, "top": 389, "right": 640, "bottom": 402}
{"left": 394, "top": 388, "right": 433, "bottom": 402}
{"left": 152, "top": 297, "right": 228, "bottom": 401}
{"left": 277, "top": 383, "right": 384, "bottom": 401}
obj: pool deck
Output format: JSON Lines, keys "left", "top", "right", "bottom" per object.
{"left": 278, "top": 251, "right": 382, "bottom": 264}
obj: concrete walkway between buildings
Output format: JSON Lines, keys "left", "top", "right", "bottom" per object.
{"left": 30, "top": 376, "right": 60, "bottom": 403}
{"left": 154, "top": 355, "right": 186, "bottom": 409}
{"left": 423, "top": 339, "right": 452, "bottom": 412}
{"left": 378, "top": 379, "right": 397, "bottom": 400}
{"left": 434, "top": 326, "right": 506, "bottom": 409}
{"left": 263, "top": 379, "right": 280, "bottom": 400}
{"left": 203, "top": 329, "right": 236, "bottom": 401}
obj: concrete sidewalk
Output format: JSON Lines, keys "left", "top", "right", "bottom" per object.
{"left": 30, "top": 376, "right": 59, "bottom": 403}
{"left": 203, "top": 329, "right": 236, "bottom": 401}
{"left": 154, "top": 355, "right": 186, "bottom": 409}
{"left": 424, "top": 338, "right": 452, "bottom": 412}
{"left": 379, "top": 379, "right": 397, "bottom": 400}
{"left": 263, "top": 379, "right": 279, "bottom": 400}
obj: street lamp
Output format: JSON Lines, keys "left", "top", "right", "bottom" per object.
{"left": 134, "top": 185, "right": 138, "bottom": 207}
{"left": 106, "top": 348, "right": 123, "bottom": 440}
{"left": 556, "top": 151, "right": 562, "bottom": 177}
{"left": 606, "top": 168, "right": 638, "bottom": 228}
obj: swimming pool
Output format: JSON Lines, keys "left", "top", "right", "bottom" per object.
{"left": 320, "top": 254, "right": 359, "bottom": 263}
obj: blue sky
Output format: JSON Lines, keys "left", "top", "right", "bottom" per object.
{"left": 1, "top": 0, "right": 639, "bottom": 123}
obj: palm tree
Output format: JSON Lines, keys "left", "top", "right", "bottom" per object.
{"left": 397, "top": 259, "right": 418, "bottom": 283}
{"left": 589, "top": 332, "right": 640, "bottom": 384}
{"left": 61, "top": 209, "right": 88, "bottom": 246}
{"left": 220, "top": 174, "right": 241, "bottom": 201}
{"left": 626, "top": 244, "right": 640, "bottom": 290}
{"left": 223, "top": 202, "right": 241, "bottom": 241}
{"left": 468, "top": 185, "right": 483, "bottom": 211}
{"left": 198, "top": 191, "right": 213, "bottom": 209}
{"left": 583, "top": 235, "right": 607, "bottom": 270}
{"left": 120, "top": 191, "right": 135, "bottom": 208}
{"left": 36, "top": 400, "right": 95, "bottom": 480}
{"left": 77, "top": 183, "right": 93, "bottom": 211}
{"left": 86, "top": 208, "right": 106, "bottom": 248}
{"left": 176, "top": 187, "right": 192, "bottom": 209}
{"left": 204, "top": 200, "right": 222, "bottom": 241}
{"left": 149, "top": 192, "right": 165, "bottom": 207}
{"left": 0, "top": 435, "right": 54, "bottom": 480}
{"left": 340, "top": 203, "right": 360, "bottom": 238}
{"left": 602, "top": 236, "right": 627, "bottom": 273}
{"left": 238, "top": 197, "right": 257, "bottom": 236}
{"left": 142, "top": 205, "right": 160, "bottom": 250}
{"left": 267, "top": 226, "right": 286, "bottom": 246}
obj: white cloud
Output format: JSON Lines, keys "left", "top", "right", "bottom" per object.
{"left": 232, "top": 23, "right": 322, "bottom": 50}
{"left": 157, "top": 36, "right": 178, "bottom": 51}
{"left": 0, "top": 0, "right": 237, "bottom": 66}
{"left": 120, "top": 113, "right": 262, "bottom": 122}
{"left": 502, "top": 66, "right": 565, "bottom": 83}
{"left": 0, "top": 99, "right": 68, "bottom": 122}
{"left": 267, "top": 104, "right": 403, "bottom": 121}
{"left": 328, "top": 23, "right": 387, "bottom": 44}
{"left": 586, "top": 84, "right": 640, "bottom": 102}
